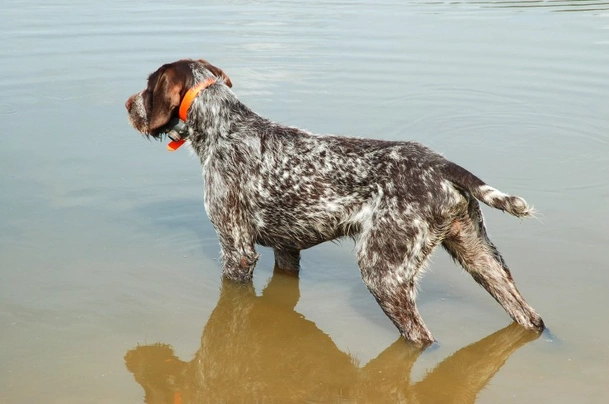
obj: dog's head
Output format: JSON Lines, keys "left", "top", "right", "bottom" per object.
{"left": 125, "top": 59, "right": 232, "bottom": 139}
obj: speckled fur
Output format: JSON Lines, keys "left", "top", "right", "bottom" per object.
{"left": 125, "top": 59, "right": 544, "bottom": 346}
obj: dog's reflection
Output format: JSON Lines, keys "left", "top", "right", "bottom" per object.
{"left": 125, "top": 269, "right": 540, "bottom": 403}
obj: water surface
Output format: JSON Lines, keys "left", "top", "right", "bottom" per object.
{"left": 1, "top": 1, "right": 608, "bottom": 403}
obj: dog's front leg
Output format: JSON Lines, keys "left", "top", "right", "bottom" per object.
{"left": 273, "top": 248, "right": 301, "bottom": 273}
{"left": 216, "top": 230, "right": 260, "bottom": 283}
{"left": 205, "top": 179, "right": 259, "bottom": 282}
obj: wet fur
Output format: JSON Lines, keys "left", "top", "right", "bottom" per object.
{"left": 125, "top": 59, "right": 544, "bottom": 346}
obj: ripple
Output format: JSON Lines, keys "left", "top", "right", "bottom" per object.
{"left": 0, "top": 103, "right": 18, "bottom": 116}
{"left": 417, "top": 0, "right": 609, "bottom": 13}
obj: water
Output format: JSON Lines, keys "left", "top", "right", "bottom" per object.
{"left": 1, "top": 1, "right": 608, "bottom": 402}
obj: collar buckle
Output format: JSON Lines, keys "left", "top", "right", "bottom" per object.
{"left": 164, "top": 118, "right": 188, "bottom": 142}
{"left": 163, "top": 118, "right": 189, "bottom": 151}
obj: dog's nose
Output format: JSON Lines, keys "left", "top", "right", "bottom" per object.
{"left": 125, "top": 96, "right": 134, "bottom": 111}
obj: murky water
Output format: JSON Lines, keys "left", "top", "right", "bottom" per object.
{"left": 1, "top": 1, "right": 608, "bottom": 403}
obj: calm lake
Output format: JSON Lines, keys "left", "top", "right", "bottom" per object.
{"left": 1, "top": 0, "right": 608, "bottom": 403}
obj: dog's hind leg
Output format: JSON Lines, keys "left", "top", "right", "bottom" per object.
{"left": 442, "top": 200, "right": 544, "bottom": 331}
{"left": 356, "top": 218, "right": 439, "bottom": 347}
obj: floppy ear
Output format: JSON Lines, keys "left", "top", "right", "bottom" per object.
{"left": 198, "top": 59, "right": 233, "bottom": 88}
{"left": 149, "top": 70, "right": 183, "bottom": 132}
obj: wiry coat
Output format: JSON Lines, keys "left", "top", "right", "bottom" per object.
{"left": 126, "top": 59, "right": 544, "bottom": 346}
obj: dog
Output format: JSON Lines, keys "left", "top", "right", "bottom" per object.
{"left": 125, "top": 59, "right": 544, "bottom": 346}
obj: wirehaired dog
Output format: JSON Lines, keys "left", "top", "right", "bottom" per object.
{"left": 125, "top": 59, "right": 544, "bottom": 346}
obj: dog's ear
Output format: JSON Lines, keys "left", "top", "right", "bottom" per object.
{"left": 149, "top": 69, "right": 183, "bottom": 133}
{"left": 198, "top": 59, "right": 233, "bottom": 88}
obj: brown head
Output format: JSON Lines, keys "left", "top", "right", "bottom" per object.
{"left": 125, "top": 59, "right": 232, "bottom": 139}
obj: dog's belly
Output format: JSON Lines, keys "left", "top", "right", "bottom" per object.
{"left": 253, "top": 205, "right": 361, "bottom": 250}
{"left": 255, "top": 233, "right": 326, "bottom": 251}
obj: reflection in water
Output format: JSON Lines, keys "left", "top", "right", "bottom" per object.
{"left": 125, "top": 269, "right": 540, "bottom": 403}
{"left": 125, "top": 268, "right": 540, "bottom": 403}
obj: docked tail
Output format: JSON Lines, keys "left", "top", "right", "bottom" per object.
{"left": 442, "top": 162, "right": 534, "bottom": 218}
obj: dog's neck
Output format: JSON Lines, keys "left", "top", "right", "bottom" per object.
{"left": 186, "top": 85, "right": 274, "bottom": 177}
{"left": 187, "top": 83, "right": 262, "bottom": 145}
{"left": 179, "top": 78, "right": 217, "bottom": 122}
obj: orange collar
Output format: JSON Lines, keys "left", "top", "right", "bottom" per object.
{"left": 167, "top": 78, "right": 216, "bottom": 152}
{"left": 178, "top": 77, "right": 217, "bottom": 121}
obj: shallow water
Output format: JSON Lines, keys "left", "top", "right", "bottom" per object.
{"left": 1, "top": 1, "right": 608, "bottom": 403}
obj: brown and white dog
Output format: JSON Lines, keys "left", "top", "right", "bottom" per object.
{"left": 125, "top": 59, "right": 544, "bottom": 346}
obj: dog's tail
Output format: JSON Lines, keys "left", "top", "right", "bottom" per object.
{"left": 442, "top": 161, "right": 534, "bottom": 218}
